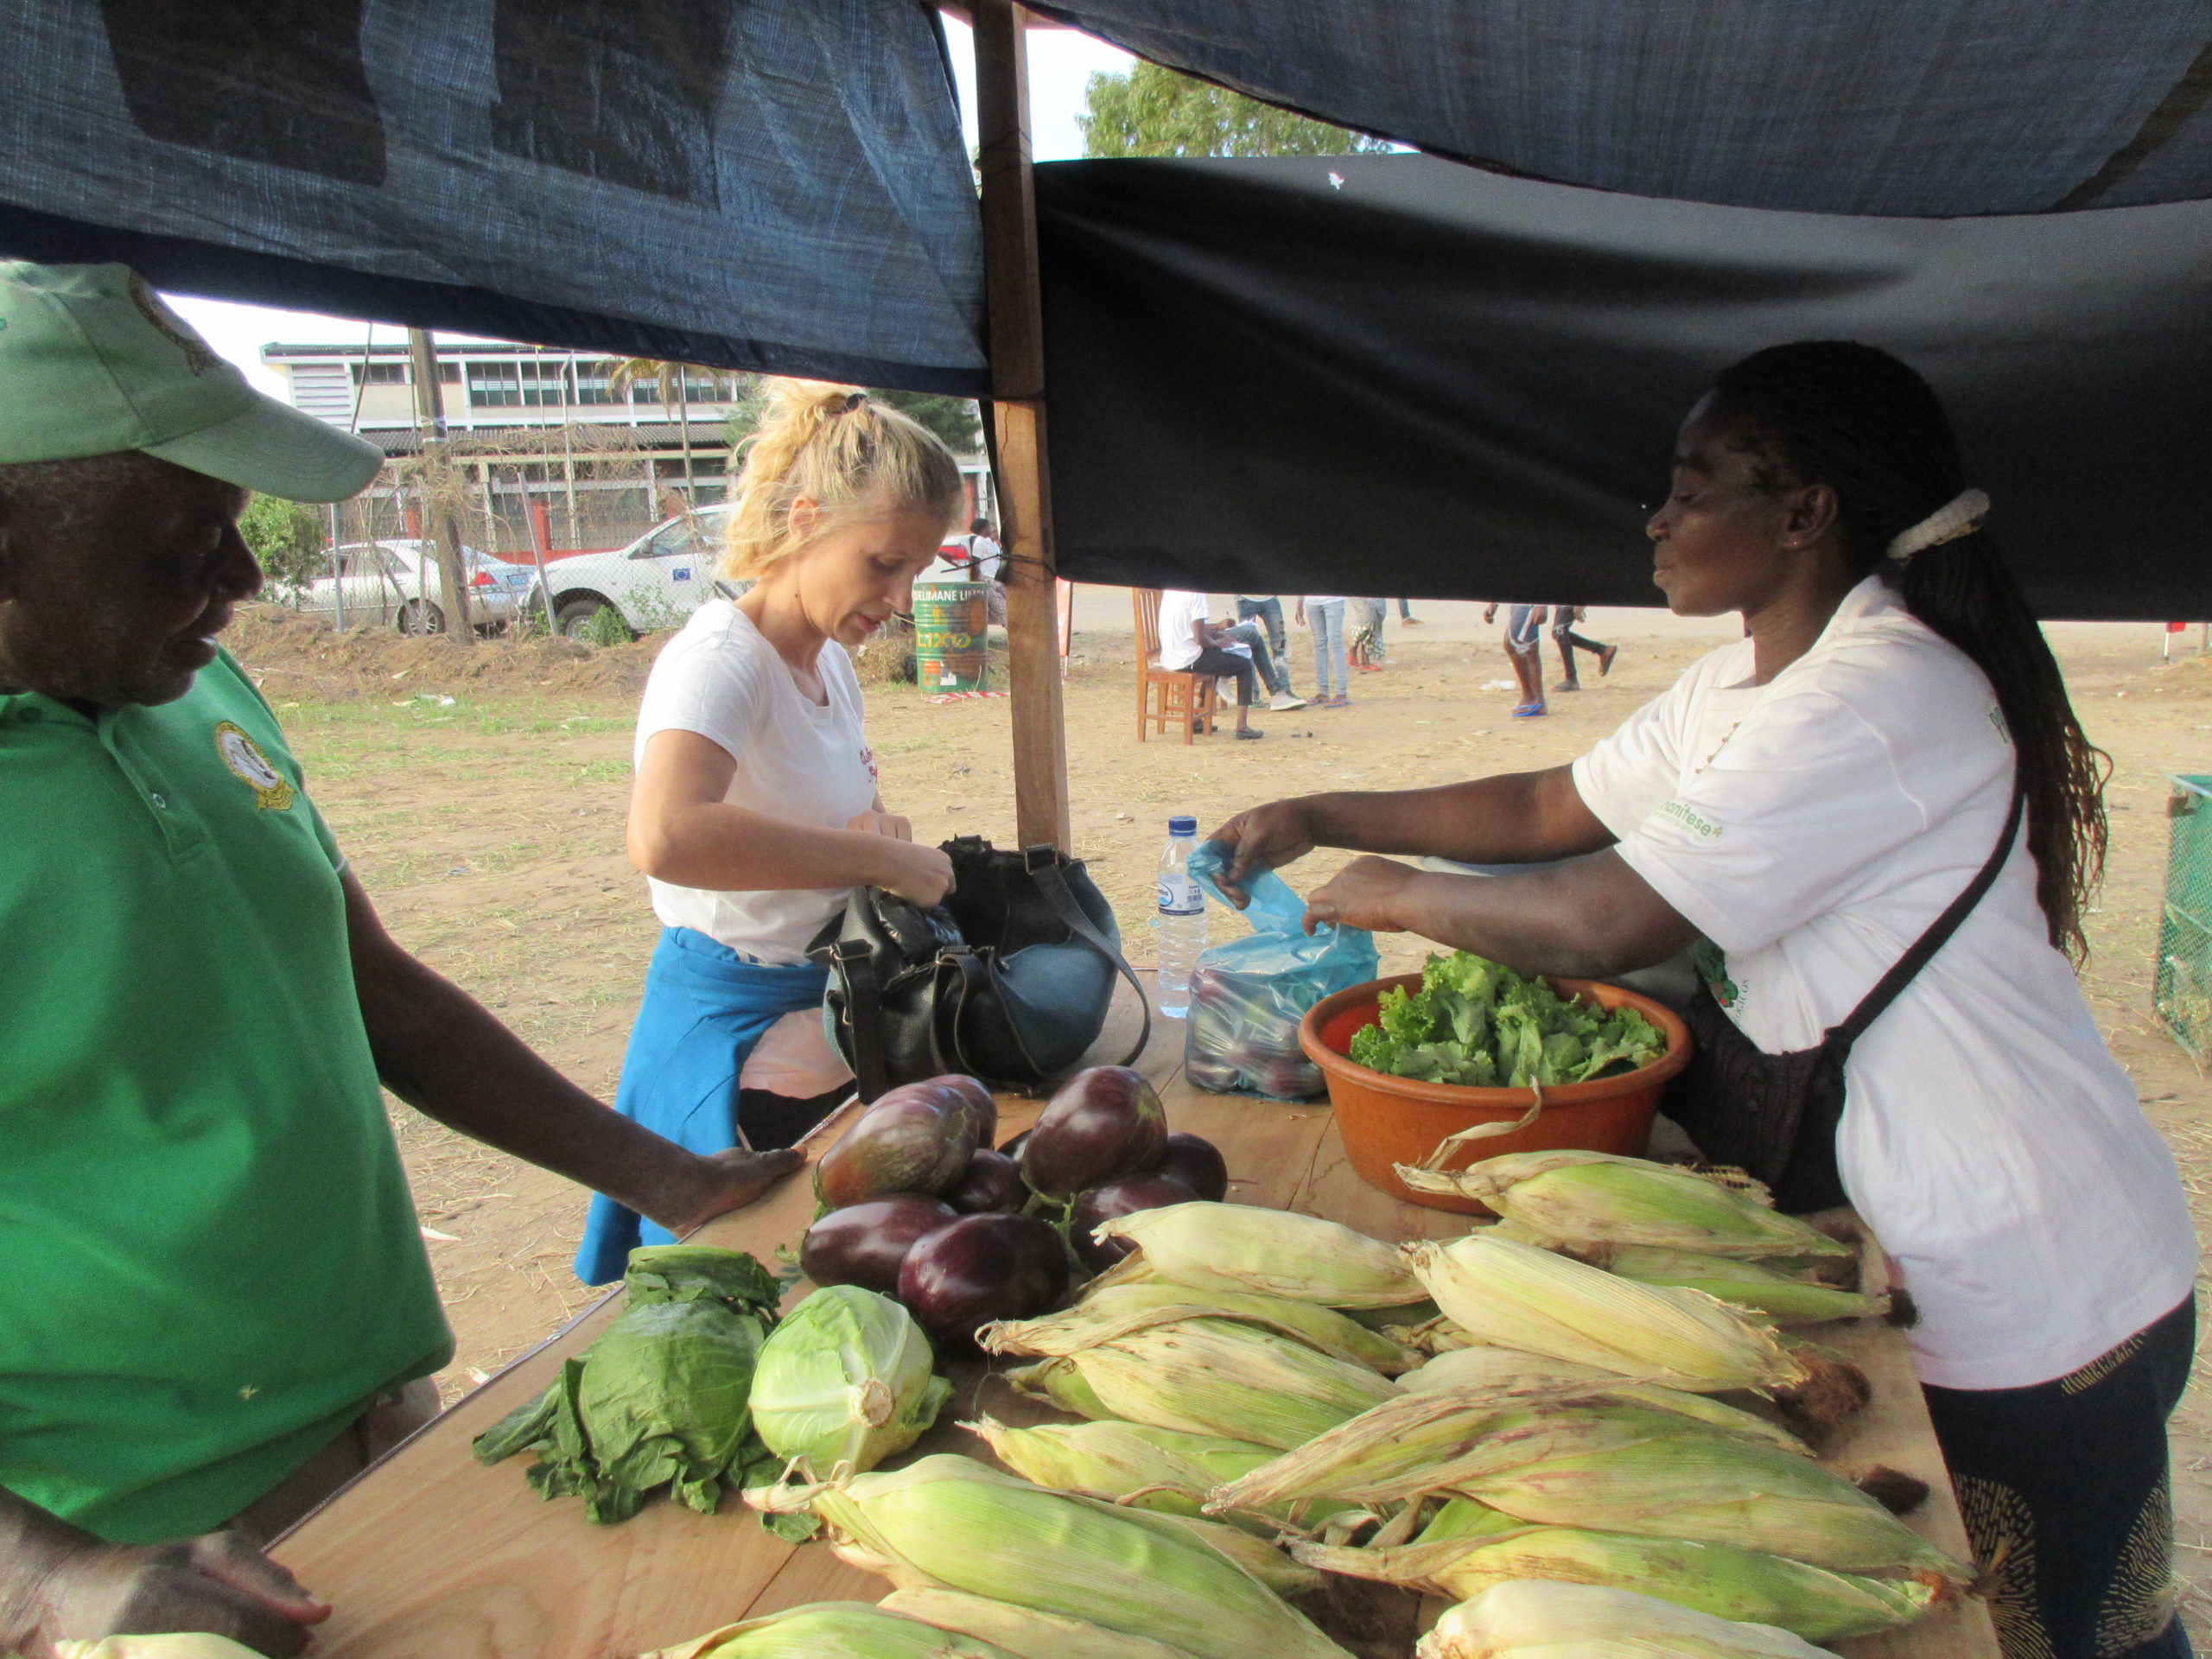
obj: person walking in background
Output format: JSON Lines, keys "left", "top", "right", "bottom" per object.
{"left": 1236, "top": 594, "right": 1294, "bottom": 696}
{"left": 1484, "top": 601, "right": 1548, "bottom": 717}
{"left": 1398, "top": 598, "right": 1422, "bottom": 626}
{"left": 962, "top": 518, "right": 1007, "bottom": 627}
{"left": 1157, "top": 588, "right": 1274, "bottom": 736}
{"left": 1298, "top": 594, "right": 1351, "bottom": 708}
{"left": 1353, "top": 595, "right": 1389, "bottom": 670}
{"left": 1550, "top": 604, "right": 1618, "bottom": 691}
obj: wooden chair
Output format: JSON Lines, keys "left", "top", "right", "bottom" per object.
{"left": 1133, "top": 588, "right": 1220, "bottom": 743}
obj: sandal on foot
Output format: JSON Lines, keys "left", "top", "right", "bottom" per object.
{"left": 1599, "top": 645, "right": 1619, "bottom": 677}
{"left": 1510, "top": 702, "right": 1548, "bottom": 718}
{"left": 1235, "top": 726, "right": 1265, "bottom": 739}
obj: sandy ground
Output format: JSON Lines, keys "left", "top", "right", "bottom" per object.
{"left": 232, "top": 594, "right": 2212, "bottom": 1631}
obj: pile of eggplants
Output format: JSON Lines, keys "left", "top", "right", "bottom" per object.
{"left": 799, "top": 1067, "right": 1230, "bottom": 1351}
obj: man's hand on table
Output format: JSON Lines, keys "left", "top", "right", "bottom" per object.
{"left": 647, "top": 1146, "right": 808, "bottom": 1236}
{"left": 3, "top": 1508, "right": 327, "bottom": 1658}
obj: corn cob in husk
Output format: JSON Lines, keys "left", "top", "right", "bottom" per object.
{"left": 1094, "top": 1202, "right": 1421, "bottom": 1307}
{"left": 1006, "top": 1317, "right": 1398, "bottom": 1449}
{"left": 1418, "top": 1580, "right": 1841, "bottom": 1659}
{"left": 879, "top": 1590, "right": 1202, "bottom": 1659}
{"left": 1399, "top": 1151, "right": 1851, "bottom": 1261}
{"left": 1406, "top": 1233, "right": 1804, "bottom": 1394}
{"left": 639, "top": 1601, "right": 1020, "bottom": 1659}
{"left": 743, "top": 1455, "right": 1350, "bottom": 1659}
{"left": 1291, "top": 1528, "right": 1942, "bottom": 1643}
{"left": 982, "top": 1282, "right": 1419, "bottom": 1374}
{"left": 1400, "top": 1344, "right": 1811, "bottom": 1457}
{"left": 965, "top": 1415, "right": 1282, "bottom": 1523}
{"left": 1418, "top": 1496, "right": 1529, "bottom": 1543}
{"left": 1209, "top": 1396, "right": 1963, "bottom": 1576}
{"left": 1595, "top": 1246, "right": 1887, "bottom": 1325}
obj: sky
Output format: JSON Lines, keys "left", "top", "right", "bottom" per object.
{"left": 164, "top": 21, "right": 1134, "bottom": 398}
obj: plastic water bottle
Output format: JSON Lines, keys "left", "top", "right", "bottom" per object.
{"left": 1154, "top": 816, "right": 1207, "bottom": 1017}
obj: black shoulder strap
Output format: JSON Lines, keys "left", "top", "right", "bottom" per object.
{"left": 1832, "top": 779, "right": 2027, "bottom": 1047}
{"left": 1024, "top": 845, "right": 1153, "bottom": 1068}
{"left": 829, "top": 937, "right": 893, "bottom": 1103}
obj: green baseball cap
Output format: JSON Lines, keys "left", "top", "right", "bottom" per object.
{"left": 0, "top": 260, "right": 384, "bottom": 502}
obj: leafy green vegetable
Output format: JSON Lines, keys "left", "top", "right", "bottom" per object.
{"left": 751, "top": 1286, "right": 952, "bottom": 1480}
{"left": 474, "top": 1245, "right": 782, "bottom": 1524}
{"left": 1346, "top": 951, "right": 1665, "bottom": 1088}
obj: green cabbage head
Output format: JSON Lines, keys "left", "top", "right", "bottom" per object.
{"left": 750, "top": 1286, "right": 951, "bottom": 1478}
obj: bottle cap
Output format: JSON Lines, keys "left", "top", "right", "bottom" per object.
{"left": 1167, "top": 815, "right": 1198, "bottom": 836}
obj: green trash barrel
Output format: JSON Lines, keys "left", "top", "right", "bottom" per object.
{"left": 912, "top": 582, "right": 988, "bottom": 692}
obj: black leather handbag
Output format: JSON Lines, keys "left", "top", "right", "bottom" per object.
{"left": 809, "top": 836, "right": 1150, "bottom": 1100}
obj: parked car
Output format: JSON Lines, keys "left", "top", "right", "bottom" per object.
{"left": 296, "top": 540, "right": 531, "bottom": 634}
{"left": 528, "top": 505, "right": 741, "bottom": 640}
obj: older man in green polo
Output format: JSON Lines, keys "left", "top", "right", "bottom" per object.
{"left": 0, "top": 262, "right": 804, "bottom": 1655}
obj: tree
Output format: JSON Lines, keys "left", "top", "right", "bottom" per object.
{"left": 1080, "top": 60, "right": 1391, "bottom": 159}
{"left": 603, "top": 358, "right": 748, "bottom": 495}
{"left": 238, "top": 493, "right": 328, "bottom": 603}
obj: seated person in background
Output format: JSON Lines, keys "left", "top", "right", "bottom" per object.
{"left": 1156, "top": 588, "right": 1287, "bottom": 736}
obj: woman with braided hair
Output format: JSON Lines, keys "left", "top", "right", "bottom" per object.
{"left": 1212, "top": 341, "right": 2196, "bottom": 1659}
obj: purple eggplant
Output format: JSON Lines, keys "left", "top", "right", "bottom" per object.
{"left": 1071, "top": 1173, "right": 1199, "bottom": 1271}
{"left": 813, "top": 1083, "right": 979, "bottom": 1210}
{"left": 1019, "top": 1066, "right": 1169, "bottom": 1200}
{"left": 934, "top": 1074, "right": 999, "bottom": 1153}
{"left": 800, "top": 1193, "right": 960, "bottom": 1295}
{"left": 897, "top": 1213, "right": 1069, "bottom": 1352}
{"left": 946, "top": 1147, "right": 1028, "bottom": 1215}
{"left": 1150, "top": 1132, "right": 1230, "bottom": 1203}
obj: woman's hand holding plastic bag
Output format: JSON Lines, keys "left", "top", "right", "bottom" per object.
{"left": 1180, "top": 840, "right": 1380, "bottom": 1101}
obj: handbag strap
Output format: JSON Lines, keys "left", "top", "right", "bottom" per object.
{"left": 1830, "top": 778, "right": 2027, "bottom": 1049}
{"left": 1023, "top": 843, "right": 1153, "bottom": 1069}
{"left": 829, "top": 937, "right": 894, "bottom": 1103}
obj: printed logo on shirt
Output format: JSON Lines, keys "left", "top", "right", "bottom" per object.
{"left": 1659, "top": 798, "right": 1722, "bottom": 839}
{"left": 213, "top": 721, "right": 295, "bottom": 811}
{"left": 859, "top": 743, "right": 880, "bottom": 784}
{"left": 1690, "top": 938, "right": 1743, "bottom": 1011}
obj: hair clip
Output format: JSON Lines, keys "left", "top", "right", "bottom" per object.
{"left": 841, "top": 391, "right": 867, "bottom": 413}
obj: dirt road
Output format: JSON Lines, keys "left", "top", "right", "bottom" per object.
{"left": 232, "top": 597, "right": 2212, "bottom": 1631}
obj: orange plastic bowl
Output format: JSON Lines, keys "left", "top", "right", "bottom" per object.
{"left": 1298, "top": 973, "right": 1693, "bottom": 1214}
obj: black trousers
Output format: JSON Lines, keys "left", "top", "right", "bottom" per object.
{"left": 735, "top": 1082, "right": 850, "bottom": 1150}
{"left": 1923, "top": 1296, "right": 2196, "bottom": 1659}
{"left": 1188, "top": 645, "right": 1262, "bottom": 705}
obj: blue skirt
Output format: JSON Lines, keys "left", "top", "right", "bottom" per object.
{"left": 574, "top": 926, "right": 830, "bottom": 1285}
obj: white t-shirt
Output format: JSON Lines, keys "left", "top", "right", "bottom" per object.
{"left": 964, "top": 534, "right": 1003, "bottom": 583}
{"left": 634, "top": 600, "right": 876, "bottom": 1096}
{"left": 1157, "top": 590, "right": 1211, "bottom": 670}
{"left": 1304, "top": 595, "right": 1345, "bottom": 610}
{"left": 1571, "top": 575, "right": 2197, "bottom": 1390}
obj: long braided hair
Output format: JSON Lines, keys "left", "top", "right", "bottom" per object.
{"left": 1708, "top": 341, "right": 2108, "bottom": 960}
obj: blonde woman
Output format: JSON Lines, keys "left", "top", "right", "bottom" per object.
{"left": 577, "top": 384, "right": 963, "bottom": 1282}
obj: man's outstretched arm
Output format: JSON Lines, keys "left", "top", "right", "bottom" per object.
{"left": 341, "top": 872, "right": 800, "bottom": 1233}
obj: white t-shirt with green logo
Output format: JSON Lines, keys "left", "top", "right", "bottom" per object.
{"left": 1572, "top": 575, "right": 2196, "bottom": 1390}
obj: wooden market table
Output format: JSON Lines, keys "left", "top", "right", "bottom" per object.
{"left": 278, "top": 982, "right": 2001, "bottom": 1659}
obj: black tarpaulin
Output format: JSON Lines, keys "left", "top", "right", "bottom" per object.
{"left": 1036, "top": 154, "right": 2212, "bottom": 621}
{"left": 0, "top": 0, "right": 987, "bottom": 392}
{"left": 1037, "top": 0, "right": 2212, "bottom": 218}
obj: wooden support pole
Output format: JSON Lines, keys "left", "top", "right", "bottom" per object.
{"left": 974, "top": 0, "right": 1071, "bottom": 852}
{"left": 408, "top": 327, "right": 473, "bottom": 641}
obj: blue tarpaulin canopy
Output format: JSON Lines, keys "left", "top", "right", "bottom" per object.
{"left": 0, "top": 1, "right": 2208, "bottom": 611}
{"left": 0, "top": 0, "right": 988, "bottom": 392}
{"left": 1035, "top": 0, "right": 2212, "bottom": 217}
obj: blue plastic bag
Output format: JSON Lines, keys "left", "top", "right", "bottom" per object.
{"left": 1183, "top": 840, "right": 1381, "bottom": 1100}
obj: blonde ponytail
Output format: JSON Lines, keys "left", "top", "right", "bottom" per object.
{"left": 721, "top": 380, "right": 964, "bottom": 580}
